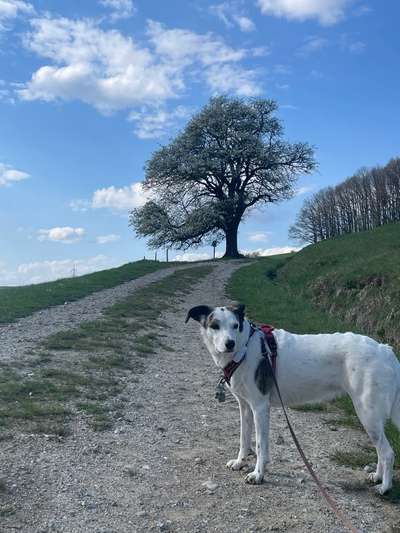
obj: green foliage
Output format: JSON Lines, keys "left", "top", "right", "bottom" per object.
{"left": 0, "top": 260, "right": 169, "bottom": 324}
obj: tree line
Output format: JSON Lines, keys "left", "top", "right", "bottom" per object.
{"left": 289, "top": 157, "right": 400, "bottom": 244}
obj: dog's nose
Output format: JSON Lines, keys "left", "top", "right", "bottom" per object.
{"left": 225, "top": 340, "right": 235, "bottom": 351}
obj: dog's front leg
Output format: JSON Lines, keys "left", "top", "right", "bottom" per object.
{"left": 245, "top": 399, "right": 270, "bottom": 484}
{"left": 226, "top": 396, "right": 253, "bottom": 471}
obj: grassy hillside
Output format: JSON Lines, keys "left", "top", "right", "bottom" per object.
{"left": 0, "top": 260, "right": 170, "bottom": 324}
{"left": 280, "top": 223, "right": 400, "bottom": 351}
{"left": 230, "top": 224, "right": 400, "bottom": 349}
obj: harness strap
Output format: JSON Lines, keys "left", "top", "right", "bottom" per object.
{"left": 260, "top": 324, "right": 278, "bottom": 373}
{"left": 223, "top": 359, "right": 241, "bottom": 384}
{"left": 223, "top": 324, "right": 256, "bottom": 385}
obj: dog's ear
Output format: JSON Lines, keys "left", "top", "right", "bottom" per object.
{"left": 230, "top": 303, "right": 246, "bottom": 331}
{"left": 230, "top": 303, "right": 246, "bottom": 319}
{"left": 185, "top": 305, "right": 212, "bottom": 325}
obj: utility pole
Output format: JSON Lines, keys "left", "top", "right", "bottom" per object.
{"left": 155, "top": 250, "right": 158, "bottom": 261}
{"left": 166, "top": 248, "right": 169, "bottom": 263}
{"left": 72, "top": 263, "right": 77, "bottom": 278}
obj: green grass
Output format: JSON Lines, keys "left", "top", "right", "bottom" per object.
{"left": 228, "top": 254, "right": 347, "bottom": 334}
{"left": 228, "top": 229, "right": 400, "bottom": 492}
{"left": 0, "top": 259, "right": 170, "bottom": 324}
{"left": 0, "top": 264, "right": 214, "bottom": 435}
{"left": 279, "top": 223, "right": 400, "bottom": 351}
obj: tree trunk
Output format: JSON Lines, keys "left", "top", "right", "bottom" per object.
{"left": 223, "top": 222, "right": 243, "bottom": 258}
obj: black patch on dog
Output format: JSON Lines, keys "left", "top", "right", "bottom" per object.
{"left": 185, "top": 305, "right": 213, "bottom": 326}
{"left": 255, "top": 338, "right": 274, "bottom": 395}
{"left": 228, "top": 303, "right": 246, "bottom": 331}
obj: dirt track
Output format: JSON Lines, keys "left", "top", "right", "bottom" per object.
{"left": 0, "top": 262, "right": 398, "bottom": 532}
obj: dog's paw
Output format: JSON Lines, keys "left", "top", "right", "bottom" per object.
{"left": 244, "top": 470, "right": 263, "bottom": 485}
{"left": 226, "top": 458, "right": 245, "bottom": 471}
{"left": 367, "top": 471, "right": 381, "bottom": 484}
{"left": 374, "top": 483, "right": 391, "bottom": 496}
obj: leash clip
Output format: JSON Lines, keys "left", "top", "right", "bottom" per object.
{"left": 215, "top": 378, "right": 226, "bottom": 403}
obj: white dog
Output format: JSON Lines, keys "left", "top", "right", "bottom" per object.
{"left": 186, "top": 304, "right": 400, "bottom": 494}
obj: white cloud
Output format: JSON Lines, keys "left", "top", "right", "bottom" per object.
{"left": 235, "top": 15, "right": 255, "bottom": 32}
{"left": 0, "top": 0, "right": 33, "bottom": 31}
{"left": 96, "top": 233, "right": 120, "bottom": 244}
{"left": 274, "top": 64, "right": 292, "bottom": 75}
{"left": 91, "top": 182, "right": 149, "bottom": 211}
{"left": 18, "top": 17, "right": 260, "bottom": 118}
{"left": 99, "top": 0, "right": 135, "bottom": 21}
{"left": 243, "top": 246, "right": 301, "bottom": 256}
{"left": 206, "top": 63, "right": 261, "bottom": 96}
{"left": 295, "top": 185, "right": 314, "bottom": 195}
{"left": 0, "top": 255, "right": 119, "bottom": 285}
{"left": 146, "top": 19, "right": 246, "bottom": 66}
{"left": 0, "top": 79, "right": 16, "bottom": 103}
{"left": 339, "top": 34, "right": 366, "bottom": 54}
{"left": 248, "top": 232, "right": 270, "bottom": 242}
{"left": 69, "top": 199, "right": 90, "bottom": 212}
{"left": 19, "top": 17, "right": 180, "bottom": 114}
{"left": 174, "top": 246, "right": 301, "bottom": 261}
{"left": 0, "top": 162, "right": 30, "bottom": 186}
{"left": 174, "top": 251, "right": 222, "bottom": 262}
{"left": 210, "top": 2, "right": 255, "bottom": 32}
{"left": 346, "top": 40, "right": 366, "bottom": 54}
{"left": 38, "top": 226, "right": 85, "bottom": 244}
{"left": 257, "top": 0, "right": 351, "bottom": 25}
{"left": 129, "top": 105, "right": 191, "bottom": 139}
{"left": 71, "top": 181, "right": 149, "bottom": 215}
{"left": 298, "top": 36, "right": 329, "bottom": 55}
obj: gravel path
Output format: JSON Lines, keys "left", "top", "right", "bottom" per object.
{"left": 0, "top": 264, "right": 203, "bottom": 363}
{"left": 0, "top": 261, "right": 398, "bottom": 532}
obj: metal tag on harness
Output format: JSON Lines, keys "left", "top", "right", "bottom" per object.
{"left": 215, "top": 380, "right": 226, "bottom": 402}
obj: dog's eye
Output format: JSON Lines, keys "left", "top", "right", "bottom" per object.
{"left": 210, "top": 323, "right": 220, "bottom": 330}
{"left": 233, "top": 324, "right": 239, "bottom": 329}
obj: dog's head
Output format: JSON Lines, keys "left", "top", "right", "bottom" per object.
{"left": 185, "top": 304, "right": 246, "bottom": 354}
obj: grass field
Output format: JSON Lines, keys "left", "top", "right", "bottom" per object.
{"left": 0, "top": 259, "right": 171, "bottom": 324}
{"left": 280, "top": 223, "right": 400, "bottom": 351}
{"left": 228, "top": 226, "right": 400, "bottom": 500}
{"left": 0, "top": 264, "right": 214, "bottom": 435}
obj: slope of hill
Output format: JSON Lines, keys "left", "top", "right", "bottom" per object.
{"left": 230, "top": 223, "right": 400, "bottom": 351}
{"left": 280, "top": 223, "right": 400, "bottom": 352}
{"left": 0, "top": 260, "right": 170, "bottom": 324}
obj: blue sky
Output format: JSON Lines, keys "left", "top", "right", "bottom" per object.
{"left": 0, "top": 0, "right": 399, "bottom": 285}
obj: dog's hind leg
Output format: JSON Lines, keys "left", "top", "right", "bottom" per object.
{"left": 227, "top": 396, "right": 253, "bottom": 471}
{"left": 245, "top": 399, "right": 270, "bottom": 485}
{"left": 351, "top": 396, "right": 394, "bottom": 495}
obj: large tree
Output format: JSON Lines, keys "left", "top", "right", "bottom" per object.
{"left": 131, "top": 96, "right": 316, "bottom": 258}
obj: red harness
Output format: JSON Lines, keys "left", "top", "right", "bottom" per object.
{"left": 260, "top": 324, "right": 278, "bottom": 374}
{"left": 223, "top": 323, "right": 277, "bottom": 384}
